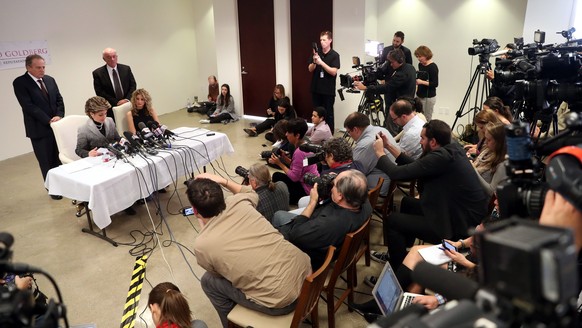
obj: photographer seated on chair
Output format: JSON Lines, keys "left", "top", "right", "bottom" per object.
{"left": 272, "top": 169, "right": 372, "bottom": 269}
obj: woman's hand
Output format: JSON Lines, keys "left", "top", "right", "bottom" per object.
{"left": 88, "top": 147, "right": 101, "bottom": 157}
{"left": 412, "top": 295, "right": 439, "bottom": 310}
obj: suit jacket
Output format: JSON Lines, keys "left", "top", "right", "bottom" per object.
{"left": 13, "top": 73, "right": 65, "bottom": 139}
{"left": 92, "top": 63, "right": 137, "bottom": 107}
{"left": 75, "top": 117, "right": 120, "bottom": 158}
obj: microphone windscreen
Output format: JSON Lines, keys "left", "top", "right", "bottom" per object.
{"left": 123, "top": 131, "right": 140, "bottom": 147}
{"left": 137, "top": 122, "right": 147, "bottom": 130}
{"left": 412, "top": 262, "right": 479, "bottom": 300}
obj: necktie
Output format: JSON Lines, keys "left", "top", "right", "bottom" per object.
{"left": 37, "top": 79, "right": 49, "bottom": 99}
{"left": 112, "top": 69, "right": 123, "bottom": 100}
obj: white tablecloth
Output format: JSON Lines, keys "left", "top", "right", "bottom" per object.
{"left": 45, "top": 127, "right": 234, "bottom": 229}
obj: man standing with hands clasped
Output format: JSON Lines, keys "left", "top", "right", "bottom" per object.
{"left": 92, "top": 47, "right": 137, "bottom": 119}
{"left": 13, "top": 54, "right": 65, "bottom": 200}
{"left": 309, "top": 30, "right": 340, "bottom": 132}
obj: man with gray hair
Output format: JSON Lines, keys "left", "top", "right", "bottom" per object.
{"left": 13, "top": 54, "right": 65, "bottom": 199}
{"left": 92, "top": 47, "right": 137, "bottom": 118}
{"left": 273, "top": 170, "right": 372, "bottom": 269}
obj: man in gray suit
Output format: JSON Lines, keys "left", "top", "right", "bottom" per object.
{"left": 92, "top": 47, "right": 137, "bottom": 119}
{"left": 13, "top": 54, "right": 65, "bottom": 199}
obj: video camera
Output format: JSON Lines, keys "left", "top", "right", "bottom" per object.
{"left": 338, "top": 56, "right": 382, "bottom": 101}
{"left": 468, "top": 38, "right": 500, "bottom": 56}
{"left": 376, "top": 219, "right": 578, "bottom": 327}
{"left": 303, "top": 173, "right": 336, "bottom": 201}
{"left": 0, "top": 232, "right": 68, "bottom": 328}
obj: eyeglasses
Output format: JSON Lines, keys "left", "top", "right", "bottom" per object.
{"left": 391, "top": 115, "right": 400, "bottom": 122}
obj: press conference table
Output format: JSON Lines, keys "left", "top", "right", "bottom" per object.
{"left": 45, "top": 127, "right": 234, "bottom": 239}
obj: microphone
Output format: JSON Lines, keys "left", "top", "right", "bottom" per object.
{"left": 123, "top": 131, "right": 145, "bottom": 154}
{"left": 412, "top": 262, "right": 479, "bottom": 301}
{"left": 490, "top": 49, "right": 509, "bottom": 57}
{"left": 106, "top": 145, "right": 125, "bottom": 159}
{"left": 147, "top": 121, "right": 164, "bottom": 139}
{"left": 137, "top": 122, "right": 156, "bottom": 144}
{"left": 159, "top": 125, "right": 175, "bottom": 137}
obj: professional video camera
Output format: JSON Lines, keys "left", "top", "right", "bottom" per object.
{"left": 375, "top": 219, "right": 578, "bottom": 327}
{"left": 467, "top": 38, "right": 500, "bottom": 56}
{"left": 0, "top": 232, "right": 69, "bottom": 328}
{"left": 303, "top": 173, "right": 335, "bottom": 200}
{"left": 338, "top": 56, "right": 382, "bottom": 101}
{"left": 299, "top": 143, "right": 325, "bottom": 167}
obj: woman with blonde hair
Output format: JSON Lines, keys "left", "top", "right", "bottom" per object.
{"left": 127, "top": 88, "right": 160, "bottom": 135}
{"left": 464, "top": 109, "right": 502, "bottom": 157}
{"left": 148, "top": 282, "right": 207, "bottom": 328}
{"left": 472, "top": 122, "right": 507, "bottom": 196}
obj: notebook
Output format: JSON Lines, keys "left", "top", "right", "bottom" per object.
{"left": 372, "top": 261, "right": 423, "bottom": 316}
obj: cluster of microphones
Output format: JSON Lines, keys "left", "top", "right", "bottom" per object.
{"left": 106, "top": 121, "right": 176, "bottom": 159}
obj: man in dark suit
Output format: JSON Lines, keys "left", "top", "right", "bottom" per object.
{"left": 92, "top": 47, "right": 136, "bottom": 119}
{"left": 379, "top": 31, "right": 413, "bottom": 65}
{"left": 13, "top": 54, "right": 65, "bottom": 200}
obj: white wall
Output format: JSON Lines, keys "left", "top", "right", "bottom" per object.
{"left": 523, "top": 0, "right": 576, "bottom": 44}
{"left": 0, "top": 0, "right": 214, "bottom": 161}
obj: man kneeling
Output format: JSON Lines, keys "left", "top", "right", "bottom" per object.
{"left": 187, "top": 177, "right": 311, "bottom": 328}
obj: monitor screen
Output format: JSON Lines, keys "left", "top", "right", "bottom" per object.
{"left": 365, "top": 40, "right": 384, "bottom": 57}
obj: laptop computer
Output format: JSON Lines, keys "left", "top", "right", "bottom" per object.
{"left": 372, "top": 261, "right": 423, "bottom": 316}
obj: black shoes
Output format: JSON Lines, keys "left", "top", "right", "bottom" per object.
{"left": 50, "top": 195, "right": 63, "bottom": 200}
{"left": 243, "top": 128, "right": 257, "bottom": 137}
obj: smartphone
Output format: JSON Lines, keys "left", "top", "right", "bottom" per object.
{"left": 312, "top": 42, "right": 319, "bottom": 53}
{"left": 181, "top": 206, "right": 196, "bottom": 216}
{"left": 442, "top": 240, "right": 457, "bottom": 252}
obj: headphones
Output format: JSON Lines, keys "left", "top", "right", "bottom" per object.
{"left": 546, "top": 146, "right": 582, "bottom": 212}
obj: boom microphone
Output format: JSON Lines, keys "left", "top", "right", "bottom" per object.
{"left": 412, "top": 262, "right": 479, "bottom": 301}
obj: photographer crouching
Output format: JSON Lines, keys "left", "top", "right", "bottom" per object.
{"left": 200, "top": 163, "right": 290, "bottom": 223}
{"left": 269, "top": 118, "right": 319, "bottom": 205}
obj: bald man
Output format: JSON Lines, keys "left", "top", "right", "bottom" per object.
{"left": 92, "top": 47, "right": 137, "bottom": 119}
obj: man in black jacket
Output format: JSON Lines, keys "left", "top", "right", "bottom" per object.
{"left": 371, "top": 120, "right": 489, "bottom": 269}
{"left": 354, "top": 49, "right": 416, "bottom": 136}
{"left": 92, "top": 47, "right": 137, "bottom": 119}
{"left": 274, "top": 170, "right": 372, "bottom": 269}
{"left": 13, "top": 54, "right": 65, "bottom": 199}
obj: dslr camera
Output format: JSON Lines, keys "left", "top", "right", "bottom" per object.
{"left": 303, "top": 173, "right": 336, "bottom": 200}
{"left": 299, "top": 143, "right": 326, "bottom": 166}
{"left": 260, "top": 146, "right": 282, "bottom": 159}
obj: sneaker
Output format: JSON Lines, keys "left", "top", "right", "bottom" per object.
{"left": 364, "top": 275, "right": 378, "bottom": 288}
{"left": 370, "top": 250, "right": 390, "bottom": 264}
{"left": 243, "top": 128, "right": 257, "bottom": 137}
{"left": 199, "top": 119, "right": 210, "bottom": 124}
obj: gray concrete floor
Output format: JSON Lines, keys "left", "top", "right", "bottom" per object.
{"left": 0, "top": 109, "right": 392, "bottom": 328}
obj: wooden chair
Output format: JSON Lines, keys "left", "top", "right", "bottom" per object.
{"left": 321, "top": 218, "right": 370, "bottom": 328}
{"left": 355, "top": 177, "right": 384, "bottom": 267}
{"left": 227, "top": 246, "right": 336, "bottom": 328}
{"left": 375, "top": 179, "right": 417, "bottom": 246}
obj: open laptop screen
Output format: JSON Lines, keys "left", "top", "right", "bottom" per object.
{"left": 372, "top": 262, "right": 403, "bottom": 315}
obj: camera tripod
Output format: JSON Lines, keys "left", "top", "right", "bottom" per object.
{"left": 342, "top": 89, "right": 386, "bottom": 138}
{"left": 452, "top": 55, "right": 492, "bottom": 131}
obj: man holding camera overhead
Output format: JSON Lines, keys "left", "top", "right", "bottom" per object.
{"left": 308, "top": 30, "right": 340, "bottom": 132}
{"left": 273, "top": 169, "right": 372, "bottom": 269}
